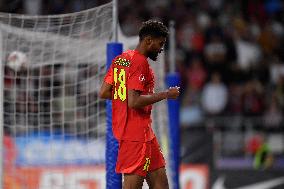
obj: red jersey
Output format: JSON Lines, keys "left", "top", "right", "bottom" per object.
{"left": 104, "top": 50, "right": 155, "bottom": 142}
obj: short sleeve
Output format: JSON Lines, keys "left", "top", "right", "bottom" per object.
{"left": 128, "top": 59, "right": 148, "bottom": 92}
{"left": 104, "top": 65, "right": 113, "bottom": 85}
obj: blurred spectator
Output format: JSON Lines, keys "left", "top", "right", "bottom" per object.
{"left": 274, "top": 75, "right": 284, "bottom": 110}
{"left": 263, "top": 93, "right": 283, "bottom": 129}
{"left": 186, "top": 56, "right": 207, "bottom": 91}
{"left": 204, "top": 34, "right": 227, "bottom": 66}
{"left": 233, "top": 17, "right": 262, "bottom": 70}
{"left": 226, "top": 84, "right": 243, "bottom": 115}
{"left": 235, "top": 38, "right": 261, "bottom": 70}
{"left": 258, "top": 23, "right": 278, "bottom": 56}
{"left": 201, "top": 72, "right": 228, "bottom": 115}
{"left": 241, "top": 79, "right": 264, "bottom": 116}
{"left": 242, "top": 0, "right": 267, "bottom": 24}
{"left": 270, "top": 57, "right": 284, "bottom": 85}
{"left": 204, "top": 19, "right": 226, "bottom": 68}
{"left": 177, "top": 15, "right": 196, "bottom": 53}
{"left": 181, "top": 56, "right": 207, "bottom": 126}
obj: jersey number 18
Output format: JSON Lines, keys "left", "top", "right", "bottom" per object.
{"left": 113, "top": 68, "right": 126, "bottom": 101}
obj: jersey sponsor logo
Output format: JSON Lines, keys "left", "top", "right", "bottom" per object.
{"left": 114, "top": 57, "right": 130, "bottom": 67}
{"left": 212, "top": 176, "right": 284, "bottom": 189}
{"left": 143, "top": 158, "right": 151, "bottom": 172}
{"left": 139, "top": 74, "right": 145, "bottom": 82}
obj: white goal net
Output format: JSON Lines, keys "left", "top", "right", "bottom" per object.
{"left": 0, "top": 2, "right": 170, "bottom": 189}
{"left": 1, "top": 2, "right": 112, "bottom": 189}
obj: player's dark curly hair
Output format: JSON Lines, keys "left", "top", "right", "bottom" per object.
{"left": 138, "top": 20, "right": 169, "bottom": 41}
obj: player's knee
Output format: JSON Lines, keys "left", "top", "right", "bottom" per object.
{"left": 160, "top": 178, "right": 169, "bottom": 189}
{"left": 151, "top": 177, "right": 169, "bottom": 189}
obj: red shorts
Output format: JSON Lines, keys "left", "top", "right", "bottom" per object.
{"left": 116, "top": 137, "right": 166, "bottom": 177}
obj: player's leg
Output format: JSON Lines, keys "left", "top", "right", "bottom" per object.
{"left": 123, "top": 173, "right": 144, "bottom": 189}
{"left": 146, "top": 167, "right": 169, "bottom": 189}
{"left": 145, "top": 137, "right": 169, "bottom": 189}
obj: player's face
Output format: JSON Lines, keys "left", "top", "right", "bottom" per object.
{"left": 148, "top": 37, "right": 166, "bottom": 61}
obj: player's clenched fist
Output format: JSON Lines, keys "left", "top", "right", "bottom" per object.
{"left": 166, "top": 86, "right": 180, "bottom": 99}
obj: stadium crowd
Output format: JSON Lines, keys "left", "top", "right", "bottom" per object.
{"left": 120, "top": 0, "right": 284, "bottom": 130}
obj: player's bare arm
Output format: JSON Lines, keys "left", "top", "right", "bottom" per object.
{"left": 99, "top": 82, "right": 113, "bottom": 100}
{"left": 128, "top": 86, "right": 180, "bottom": 109}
